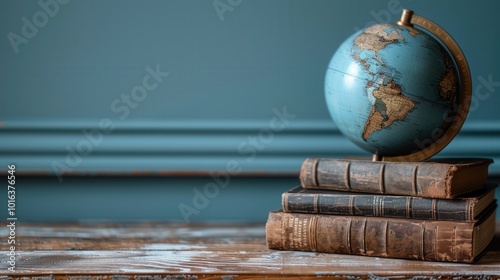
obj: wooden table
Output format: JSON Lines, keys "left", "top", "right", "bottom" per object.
{"left": 1, "top": 222, "right": 500, "bottom": 279}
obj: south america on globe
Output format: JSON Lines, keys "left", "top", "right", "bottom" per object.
{"left": 325, "top": 10, "right": 470, "bottom": 161}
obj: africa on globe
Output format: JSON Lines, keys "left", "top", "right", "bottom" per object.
{"left": 325, "top": 10, "right": 471, "bottom": 162}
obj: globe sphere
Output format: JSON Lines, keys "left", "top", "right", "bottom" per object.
{"left": 325, "top": 23, "right": 461, "bottom": 159}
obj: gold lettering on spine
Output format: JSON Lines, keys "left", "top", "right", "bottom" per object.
{"left": 302, "top": 218, "right": 308, "bottom": 249}
{"left": 298, "top": 218, "right": 302, "bottom": 248}
{"left": 293, "top": 217, "right": 299, "bottom": 249}
{"left": 287, "top": 217, "right": 294, "bottom": 249}
{"left": 289, "top": 217, "right": 310, "bottom": 250}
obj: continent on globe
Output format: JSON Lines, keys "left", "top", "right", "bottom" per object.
{"left": 362, "top": 80, "right": 415, "bottom": 140}
{"left": 354, "top": 24, "right": 404, "bottom": 55}
{"left": 439, "top": 53, "right": 458, "bottom": 105}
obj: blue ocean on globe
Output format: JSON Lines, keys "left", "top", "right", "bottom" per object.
{"left": 325, "top": 23, "right": 460, "bottom": 157}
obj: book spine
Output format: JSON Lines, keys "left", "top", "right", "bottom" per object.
{"left": 299, "top": 158, "right": 455, "bottom": 198}
{"left": 282, "top": 192, "right": 474, "bottom": 220}
{"left": 266, "top": 212, "right": 475, "bottom": 263}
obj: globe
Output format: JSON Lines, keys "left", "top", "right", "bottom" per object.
{"left": 325, "top": 10, "right": 470, "bottom": 161}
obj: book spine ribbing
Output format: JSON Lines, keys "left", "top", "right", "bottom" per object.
{"left": 299, "top": 158, "right": 454, "bottom": 198}
{"left": 282, "top": 192, "right": 473, "bottom": 220}
{"left": 266, "top": 212, "right": 475, "bottom": 262}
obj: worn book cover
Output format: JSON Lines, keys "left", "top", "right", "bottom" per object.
{"left": 300, "top": 158, "right": 493, "bottom": 198}
{"left": 282, "top": 185, "right": 497, "bottom": 221}
{"left": 266, "top": 205, "right": 497, "bottom": 263}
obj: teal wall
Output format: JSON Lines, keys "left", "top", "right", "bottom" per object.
{"left": 1, "top": 0, "right": 499, "bottom": 222}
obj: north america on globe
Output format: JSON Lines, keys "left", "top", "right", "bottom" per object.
{"left": 325, "top": 22, "right": 460, "bottom": 157}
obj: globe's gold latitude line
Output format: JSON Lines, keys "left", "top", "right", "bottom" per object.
{"left": 380, "top": 10, "right": 472, "bottom": 162}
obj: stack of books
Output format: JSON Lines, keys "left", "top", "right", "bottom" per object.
{"left": 266, "top": 158, "right": 497, "bottom": 263}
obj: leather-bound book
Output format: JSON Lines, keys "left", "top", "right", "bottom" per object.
{"left": 266, "top": 205, "right": 496, "bottom": 263}
{"left": 300, "top": 158, "right": 493, "bottom": 198}
{"left": 282, "top": 185, "right": 496, "bottom": 221}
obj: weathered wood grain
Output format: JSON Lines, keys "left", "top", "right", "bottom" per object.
{"left": 1, "top": 222, "right": 499, "bottom": 278}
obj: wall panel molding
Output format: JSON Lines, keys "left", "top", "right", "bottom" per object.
{"left": 1, "top": 119, "right": 499, "bottom": 176}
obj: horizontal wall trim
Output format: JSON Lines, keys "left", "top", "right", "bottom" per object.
{"left": 1, "top": 119, "right": 499, "bottom": 132}
{"left": 1, "top": 119, "right": 499, "bottom": 176}
{"left": 0, "top": 119, "right": 340, "bottom": 132}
